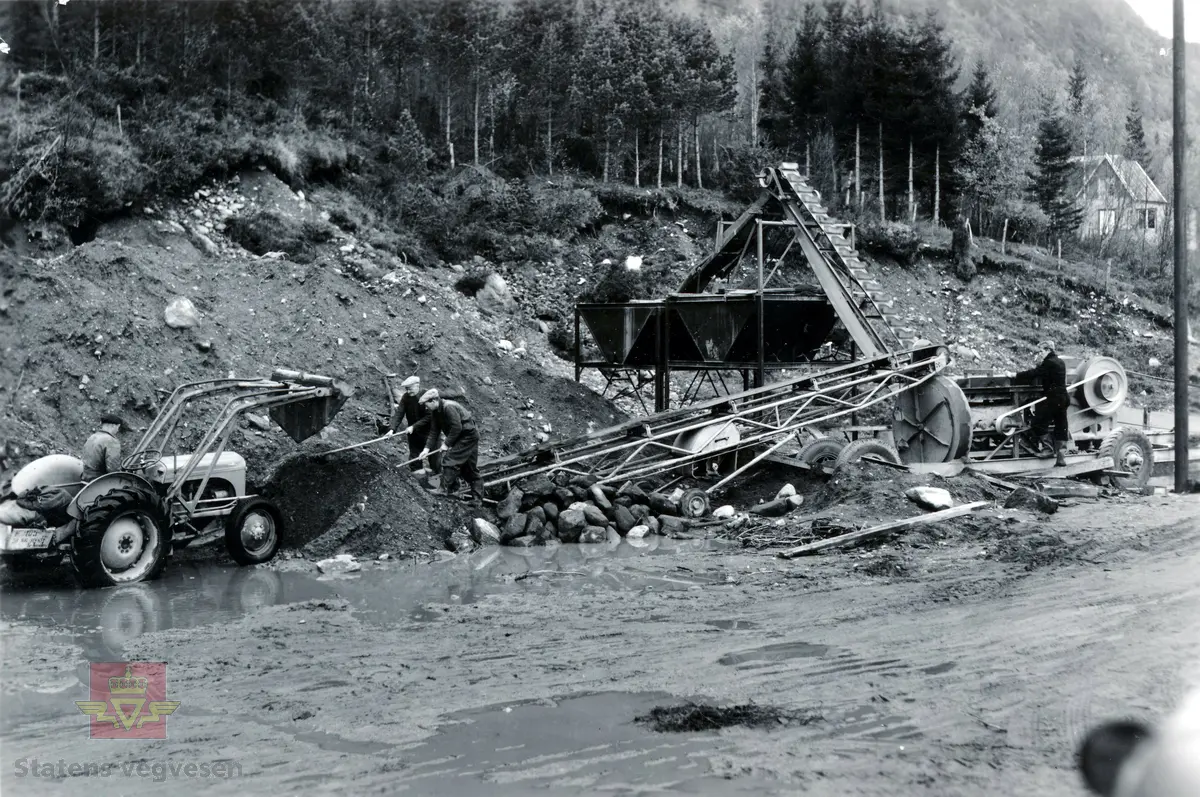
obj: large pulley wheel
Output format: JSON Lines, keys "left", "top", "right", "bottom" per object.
{"left": 1074, "top": 356, "right": 1128, "bottom": 416}
{"left": 892, "top": 376, "right": 972, "bottom": 464}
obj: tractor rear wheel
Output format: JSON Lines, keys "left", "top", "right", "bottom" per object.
{"left": 224, "top": 498, "right": 283, "bottom": 566}
{"left": 1098, "top": 429, "right": 1154, "bottom": 491}
{"left": 834, "top": 439, "right": 902, "bottom": 470}
{"left": 71, "top": 487, "right": 172, "bottom": 588}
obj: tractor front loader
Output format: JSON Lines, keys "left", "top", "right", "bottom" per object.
{"left": 0, "top": 369, "right": 353, "bottom": 587}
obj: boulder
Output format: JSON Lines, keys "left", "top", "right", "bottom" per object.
{"left": 613, "top": 505, "right": 636, "bottom": 534}
{"left": 617, "top": 481, "right": 649, "bottom": 502}
{"left": 448, "top": 533, "right": 474, "bottom": 553}
{"left": 557, "top": 509, "right": 587, "bottom": 542}
{"left": 471, "top": 518, "right": 501, "bottom": 546}
{"left": 164, "top": 297, "right": 201, "bottom": 329}
{"left": 523, "top": 516, "right": 545, "bottom": 540}
{"left": 527, "top": 506, "right": 546, "bottom": 526}
{"left": 626, "top": 525, "right": 651, "bottom": 539}
{"left": 542, "top": 502, "right": 559, "bottom": 522}
{"left": 569, "top": 486, "right": 590, "bottom": 502}
{"left": 905, "top": 486, "right": 955, "bottom": 511}
{"left": 553, "top": 487, "right": 576, "bottom": 507}
{"left": 1003, "top": 487, "right": 1059, "bottom": 515}
{"left": 507, "top": 534, "right": 537, "bottom": 548}
{"left": 588, "top": 485, "right": 613, "bottom": 510}
{"left": 659, "top": 516, "right": 689, "bottom": 536}
{"left": 582, "top": 505, "right": 608, "bottom": 527}
{"left": 775, "top": 483, "right": 797, "bottom": 500}
{"left": 569, "top": 474, "right": 599, "bottom": 489}
{"left": 711, "top": 505, "right": 736, "bottom": 520}
{"left": 613, "top": 496, "right": 633, "bottom": 507}
{"left": 630, "top": 504, "right": 650, "bottom": 522}
{"left": 501, "top": 512, "right": 528, "bottom": 543}
{"left": 523, "top": 477, "right": 557, "bottom": 500}
{"left": 315, "top": 554, "right": 361, "bottom": 574}
{"left": 496, "top": 489, "right": 523, "bottom": 521}
{"left": 647, "top": 492, "right": 678, "bottom": 516}
{"left": 787, "top": 495, "right": 805, "bottom": 508}
{"left": 579, "top": 526, "right": 607, "bottom": 544}
{"left": 476, "top": 273, "right": 517, "bottom": 316}
{"left": 646, "top": 516, "right": 660, "bottom": 535}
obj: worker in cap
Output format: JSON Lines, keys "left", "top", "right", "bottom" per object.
{"left": 1012, "top": 339, "right": 1069, "bottom": 466}
{"left": 418, "top": 389, "right": 483, "bottom": 502}
{"left": 388, "top": 376, "right": 440, "bottom": 474}
{"left": 81, "top": 412, "right": 128, "bottom": 482}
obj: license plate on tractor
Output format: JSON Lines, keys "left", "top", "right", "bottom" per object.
{"left": 0, "top": 526, "right": 55, "bottom": 551}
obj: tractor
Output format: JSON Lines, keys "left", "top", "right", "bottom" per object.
{"left": 0, "top": 369, "right": 353, "bottom": 587}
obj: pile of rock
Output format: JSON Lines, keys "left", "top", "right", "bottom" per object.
{"left": 459, "top": 475, "right": 695, "bottom": 551}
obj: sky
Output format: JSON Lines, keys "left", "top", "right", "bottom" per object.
{"left": 1123, "top": 0, "right": 1200, "bottom": 43}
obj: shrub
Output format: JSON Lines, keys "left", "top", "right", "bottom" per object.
{"left": 580, "top": 259, "right": 673, "bottom": 303}
{"left": 530, "top": 187, "right": 603, "bottom": 236}
{"left": 855, "top": 220, "right": 923, "bottom": 267}
{"left": 225, "top": 209, "right": 332, "bottom": 263}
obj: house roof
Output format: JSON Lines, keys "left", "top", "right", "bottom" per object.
{"left": 1071, "top": 154, "right": 1168, "bottom": 205}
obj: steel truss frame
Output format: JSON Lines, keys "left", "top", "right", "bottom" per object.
{"left": 481, "top": 346, "right": 948, "bottom": 494}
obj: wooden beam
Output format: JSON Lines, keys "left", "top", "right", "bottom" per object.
{"left": 777, "top": 501, "right": 991, "bottom": 559}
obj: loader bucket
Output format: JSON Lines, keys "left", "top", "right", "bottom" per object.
{"left": 269, "top": 380, "right": 354, "bottom": 443}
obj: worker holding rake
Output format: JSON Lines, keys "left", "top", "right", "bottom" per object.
{"left": 390, "top": 375, "right": 441, "bottom": 474}
{"left": 418, "top": 389, "right": 484, "bottom": 502}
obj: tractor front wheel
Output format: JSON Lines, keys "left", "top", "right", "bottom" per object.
{"left": 71, "top": 487, "right": 172, "bottom": 588}
{"left": 224, "top": 498, "right": 283, "bottom": 566}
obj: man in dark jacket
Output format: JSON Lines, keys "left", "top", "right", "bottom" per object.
{"left": 81, "top": 413, "right": 126, "bottom": 482}
{"left": 418, "top": 389, "right": 483, "bottom": 501}
{"left": 1013, "top": 339, "right": 1069, "bottom": 466}
{"left": 389, "top": 375, "right": 441, "bottom": 473}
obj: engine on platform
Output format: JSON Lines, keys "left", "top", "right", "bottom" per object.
{"left": 892, "top": 355, "right": 1156, "bottom": 488}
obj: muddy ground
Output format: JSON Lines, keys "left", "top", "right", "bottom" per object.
{"left": 2, "top": 493, "right": 1197, "bottom": 796}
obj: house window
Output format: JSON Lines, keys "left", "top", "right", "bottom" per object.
{"left": 1145, "top": 208, "right": 1157, "bottom": 230}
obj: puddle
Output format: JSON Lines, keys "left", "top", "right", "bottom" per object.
{"left": 922, "top": 661, "right": 957, "bottom": 675}
{"left": 705, "top": 620, "right": 758, "bottom": 631}
{"left": 0, "top": 538, "right": 729, "bottom": 661}
{"left": 717, "top": 641, "right": 831, "bottom": 667}
{"left": 391, "top": 691, "right": 780, "bottom": 795}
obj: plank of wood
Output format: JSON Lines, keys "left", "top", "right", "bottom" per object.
{"left": 777, "top": 501, "right": 992, "bottom": 559}
{"left": 906, "top": 461, "right": 966, "bottom": 477}
{"left": 861, "top": 455, "right": 907, "bottom": 470}
{"left": 969, "top": 472, "right": 1023, "bottom": 492}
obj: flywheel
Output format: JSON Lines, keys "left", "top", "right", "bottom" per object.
{"left": 892, "top": 376, "right": 972, "bottom": 464}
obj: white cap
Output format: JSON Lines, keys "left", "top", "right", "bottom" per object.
{"left": 418, "top": 389, "right": 439, "bottom": 404}
{"left": 400, "top": 375, "right": 420, "bottom": 388}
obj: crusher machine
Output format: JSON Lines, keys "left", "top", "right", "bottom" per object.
{"left": 481, "top": 163, "right": 956, "bottom": 510}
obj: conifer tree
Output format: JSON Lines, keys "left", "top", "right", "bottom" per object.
{"left": 1030, "top": 109, "right": 1083, "bottom": 240}
{"left": 1123, "top": 100, "right": 1151, "bottom": 168}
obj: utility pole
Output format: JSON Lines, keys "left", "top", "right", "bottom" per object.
{"left": 1172, "top": 0, "right": 1190, "bottom": 492}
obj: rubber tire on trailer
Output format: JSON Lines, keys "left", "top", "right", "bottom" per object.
{"left": 224, "top": 498, "right": 284, "bottom": 566}
{"left": 679, "top": 488, "right": 711, "bottom": 519}
{"left": 71, "top": 487, "right": 172, "bottom": 589}
{"left": 798, "top": 438, "right": 846, "bottom": 471}
{"left": 834, "top": 439, "right": 902, "bottom": 470}
{"left": 1098, "top": 428, "right": 1154, "bottom": 491}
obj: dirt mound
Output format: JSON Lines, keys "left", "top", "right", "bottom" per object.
{"left": 2, "top": 176, "right": 628, "bottom": 558}
{"left": 260, "top": 448, "right": 477, "bottom": 558}
{"left": 636, "top": 702, "right": 822, "bottom": 732}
